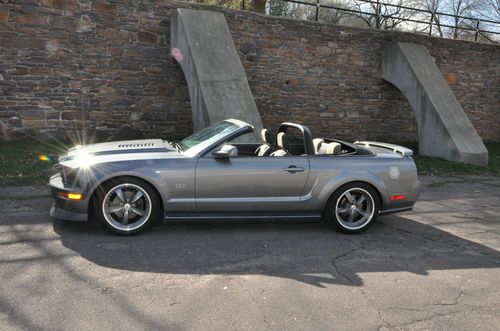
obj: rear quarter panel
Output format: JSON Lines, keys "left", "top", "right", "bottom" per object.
{"left": 302, "top": 154, "right": 419, "bottom": 212}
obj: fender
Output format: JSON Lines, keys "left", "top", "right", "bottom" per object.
{"left": 85, "top": 167, "right": 171, "bottom": 210}
{"left": 317, "top": 170, "right": 389, "bottom": 211}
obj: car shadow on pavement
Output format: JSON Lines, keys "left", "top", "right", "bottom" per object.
{"left": 53, "top": 216, "right": 500, "bottom": 287}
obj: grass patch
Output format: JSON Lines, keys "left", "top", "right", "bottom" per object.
{"left": 413, "top": 142, "right": 500, "bottom": 177}
{"left": 0, "top": 139, "right": 68, "bottom": 186}
{"left": 0, "top": 139, "right": 499, "bottom": 186}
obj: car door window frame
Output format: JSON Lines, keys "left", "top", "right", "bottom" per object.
{"left": 198, "top": 126, "right": 254, "bottom": 158}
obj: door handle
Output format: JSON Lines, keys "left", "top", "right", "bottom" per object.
{"left": 284, "top": 165, "right": 305, "bottom": 173}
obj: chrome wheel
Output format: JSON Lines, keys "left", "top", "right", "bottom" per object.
{"left": 102, "top": 183, "right": 152, "bottom": 232}
{"left": 335, "top": 187, "right": 375, "bottom": 230}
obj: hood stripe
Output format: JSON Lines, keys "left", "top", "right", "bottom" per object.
{"left": 91, "top": 148, "right": 172, "bottom": 156}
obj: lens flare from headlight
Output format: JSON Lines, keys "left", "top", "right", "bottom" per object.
{"left": 38, "top": 154, "right": 51, "bottom": 162}
{"left": 74, "top": 150, "right": 93, "bottom": 168}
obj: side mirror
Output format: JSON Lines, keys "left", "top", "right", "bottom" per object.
{"left": 213, "top": 144, "right": 238, "bottom": 159}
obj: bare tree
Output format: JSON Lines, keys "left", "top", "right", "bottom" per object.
{"left": 416, "top": 0, "right": 498, "bottom": 40}
{"left": 350, "top": 0, "right": 420, "bottom": 30}
{"left": 445, "top": 0, "right": 487, "bottom": 39}
{"left": 476, "top": 0, "right": 500, "bottom": 24}
{"left": 189, "top": 0, "right": 498, "bottom": 41}
{"left": 474, "top": 0, "right": 500, "bottom": 42}
{"left": 318, "top": 0, "right": 353, "bottom": 24}
{"left": 253, "top": 0, "right": 267, "bottom": 13}
{"left": 267, "top": 0, "right": 316, "bottom": 20}
{"left": 267, "top": 0, "right": 288, "bottom": 17}
{"left": 187, "top": 0, "right": 267, "bottom": 13}
{"left": 187, "top": 0, "right": 244, "bottom": 10}
{"left": 419, "top": 0, "right": 444, "bottom": 36}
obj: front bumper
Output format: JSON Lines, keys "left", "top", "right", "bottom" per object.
{"left": 48, "top": 174, "right": 88, "bottom": 222}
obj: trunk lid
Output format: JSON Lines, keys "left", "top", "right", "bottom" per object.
{"left": 354, "top": 141, "right": 414, "bottom": 157}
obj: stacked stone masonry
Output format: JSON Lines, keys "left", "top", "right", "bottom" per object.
{"left": 0, "top": 0, "right": 498, "bottom": 142}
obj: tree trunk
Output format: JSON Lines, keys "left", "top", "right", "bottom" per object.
{"left": 253, "top": 0, "right": 266, "bottom": 13}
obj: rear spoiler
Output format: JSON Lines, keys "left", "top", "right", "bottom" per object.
{"left": 354, "top": 141, "right": 413, "bottom": 156}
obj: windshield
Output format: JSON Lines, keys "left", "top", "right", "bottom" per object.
{"left": 178, "top": 121, "right": 242, "bottom": 156}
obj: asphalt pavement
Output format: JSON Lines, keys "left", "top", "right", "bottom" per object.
{"left": 1, "top": 176, "right": 499, "bottom": 330}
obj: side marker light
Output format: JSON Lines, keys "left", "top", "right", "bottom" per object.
{"left": 390, "top": 194, "right": 406, "bottom": 201}
{"left": 57, "top": 192, "right": 83, "bottom": 200}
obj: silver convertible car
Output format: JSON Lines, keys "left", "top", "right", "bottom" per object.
{"left": 49, "top": 119, "right": 420, "bottom": 235}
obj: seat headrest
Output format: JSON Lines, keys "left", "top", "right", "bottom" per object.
{"left": 276, "top": 132, "right": 290, "bottom": 151}
{"left": 313, "top": 138, "right": 324, "bottom": 154}
{"left": 318, "top": 142, "right": 341, "bottom": 155}
{"left": 261, "top": 129, "right": 272, "bottom": 144}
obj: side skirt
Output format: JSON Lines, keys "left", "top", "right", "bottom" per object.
{"left": 379, "top": 206, "right": 413, "bottom": 216}
{"left": 164, "top": 214, "right": 322, "bottom": 222}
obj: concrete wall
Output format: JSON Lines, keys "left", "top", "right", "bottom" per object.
{"left": 383, "top": 42, "right": 488, "bottom": 165}
{"left": 170, "top": 8, "right": 263, "bottom": 138}
{"left": 0, "top": 0, "right": 498, "bottom": 143}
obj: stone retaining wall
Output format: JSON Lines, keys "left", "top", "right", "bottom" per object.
{"left": 0, "top": 0, "right": 498, "bottom": 143}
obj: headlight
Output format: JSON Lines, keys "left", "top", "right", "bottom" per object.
{"left": 55, "top": 164, "right": 78, "bottom": 186}
{"left": 73, "top": 150, "right": 93, "bottom": 168}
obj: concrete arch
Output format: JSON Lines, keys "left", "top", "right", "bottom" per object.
{"left": 170, "top": 8, "right": 263, "bottom": 140}
{"left": 382, "top": 42, "right": 488, "bottom": 166}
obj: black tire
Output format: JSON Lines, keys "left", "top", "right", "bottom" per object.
{"left": 95, "top": 177, "right": 161, "bottom": 235}
{"left": 324, "top": 182, "right": 381, "bottom": 234}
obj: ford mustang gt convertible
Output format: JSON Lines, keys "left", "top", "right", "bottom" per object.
{"left": 49, "top": 119, "right": 421, "bottom": 235}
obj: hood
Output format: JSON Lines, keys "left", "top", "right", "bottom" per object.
{"left": 58, "top": 139, "right": 182, "bottom": 168}
{"left": 64, "top": 139, "right": 171, "bottom": 157}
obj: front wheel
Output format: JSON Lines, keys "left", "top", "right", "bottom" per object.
{"left": 325, "top": 183, "right": 380, "bottom": 234}
{"left": 95, "top": 177, "right": 161, "bottom": 235}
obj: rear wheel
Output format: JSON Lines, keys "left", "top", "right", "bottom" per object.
{"left": 95, "top": 177, "right": 160, "bottom": 235}
{"left": 325, "top": 182, "right": 380, "bottom": 234}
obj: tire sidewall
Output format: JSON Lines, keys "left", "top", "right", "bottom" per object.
{"left": 95, "top": 177, "right": 161, "bottom": 235}
{"left": 326, "top": 182, "right": 380, "bottom": 234}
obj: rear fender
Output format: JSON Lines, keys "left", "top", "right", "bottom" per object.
{"left": 318, "top": 171, "right": 388, "bottom": 211}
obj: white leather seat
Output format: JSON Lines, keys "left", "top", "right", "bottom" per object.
{"left": 317, "top": 142, "right": 341, "bottom": 155}
{"left": 270, "top": 132, "right": 290, "bottom": 156}
{"left": 313, "top": 138, "right": 324, "bottom": 154}
{"left": 255, "top": 129, "right": 274, "bottom": 156}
